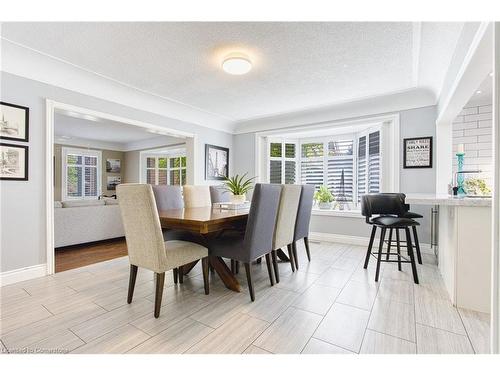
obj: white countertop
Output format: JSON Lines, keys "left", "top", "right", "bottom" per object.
{"left": 405, "top": 193, "right": 492, "bottom": 207}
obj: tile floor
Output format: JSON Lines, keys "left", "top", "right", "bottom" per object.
{"left": 0, "top": 241, "right": 491, "bottom": 354}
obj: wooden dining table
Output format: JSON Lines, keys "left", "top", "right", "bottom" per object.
{"left": 158, "top": 206, "right": 290, "bottom": 292}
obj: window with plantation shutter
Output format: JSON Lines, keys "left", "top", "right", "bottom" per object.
{"left": 357, "top": 136, "right": 367, "bottom": 202}
{"left": 300, "top": 142, "right": 324, "bottom": 189}
{"left": 368, "top": 131, "right": 380, "bottom": 193}
{"left": 327, "top": 140, "right": 354, "bottom": 202}
{"left": 268, "top": 140, "right": 297, "bottom": 184}
{"left": 145, "top": 155, "right": 187, "bottom": 186}
{"left": 62, "top": 148, "right": 101, "bottom": 200}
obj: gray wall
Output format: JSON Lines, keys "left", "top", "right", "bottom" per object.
{"left": 232, "top": 105, "right": 437, "bottom": 243}
{"left": 0, "top": 72, "right": 233, "bottom": 272}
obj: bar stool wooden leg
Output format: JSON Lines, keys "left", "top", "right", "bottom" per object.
{"left": 364, "top": 226, "right": 377, "bottom": 269}
{"left": 375, "top": 227, "right": 386, "bottom": 282}
{"left": 412, "top": 226, "right": 423, "bottom": 264}
{"left": 395, "top": 229, "right": 402, "bottom": 271}
{"left": 386, "top": 228, "right": 393, "bottom": 260}
{"left": 178, "top": 266, "right": 184, "bottom": 284}
{"left": 405, "top": 227, "right": 419, "bottom": 284}
{"left": 173, "top": 268, "right": 178, "bottom": 284}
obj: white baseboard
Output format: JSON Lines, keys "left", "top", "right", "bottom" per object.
{"left": 308, "top": 232, "right": 433, "bottom": 254}
{"left": 0, "top": 264, "right": 47, "bottom": 287}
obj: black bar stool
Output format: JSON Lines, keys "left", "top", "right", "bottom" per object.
{"left": 361, "top": 194, "right": 419, "bottom": 284}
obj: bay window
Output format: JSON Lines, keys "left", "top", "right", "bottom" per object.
{"left": 267, "top": 126, "right": 381, "bottom": 209}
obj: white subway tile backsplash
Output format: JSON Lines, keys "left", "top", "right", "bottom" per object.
{"left": 452, "top": 116, "right": 464, "bottom": 124}
{"left": 478, "top": 105, "right": 492, "bottom": 114}
{"left": 478, "top": 135, "right": 492, "bottom": 143}
{"left": 453, "top": 121, "right": 478, "bottom": 131}
{"left": 453, "top": 130, "right": 464, "bottom": 137}
{"left": 465, "top": 142, "right": 492, "bottom": 151}
{"left": 460, "top": 107, "right": 478, "bottom": 116}
{"left": 464, "top": 127, "right": 492, "bottom": 136}
{"left": 479, "top": 149, "right": 492, "bottom": 157}
{"left": 463, "top": 113, "right": 492, "bottom": 122}
{"left": 453, "top": 136, "right": 477, "bottom": 145}
{"left": 478, "top": 120, "right": 491, "bottom": 128}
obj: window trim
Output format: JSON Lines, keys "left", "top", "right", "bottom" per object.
{"left": 142, "top": 153, "right": 187, "bottom": 186}
{"left": 61, "top": 147, "right": 102, "bottom": 201}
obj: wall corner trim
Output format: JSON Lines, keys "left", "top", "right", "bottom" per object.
{"left": 0, "top": 264, "right": 47, "bottom": 287}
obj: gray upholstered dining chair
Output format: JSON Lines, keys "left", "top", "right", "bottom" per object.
{"left": 272, "top": 184, "right": 302, "bottom": 278}
{"left": 117, "top": 183, "right": 210, "bottom": 318}
{"left": 210, "top": 185, "right": 232, "bottom": 203}
{"left": 183, "top": 185, "right": 212, "bottom": 208}
{"left": 152, "top": 185, "right": 184, "bottom": 210}
{"left": 206, "top": 183, "right": 282, "bottom": 301}
{"left": 292, "top": 185, "right": 315, "bottom": 264}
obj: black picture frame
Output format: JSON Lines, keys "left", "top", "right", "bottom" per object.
{"left": 403, "top": 136, "right": 433, "bottom": 169}
{"left": 0, "top": 142, "right": 29, "bottom": 181}
{"left": 205, "top": 144, "right": 229, "bottom": 180}
{"left": 0, "top": 101, "right": 30, "bottom": 142}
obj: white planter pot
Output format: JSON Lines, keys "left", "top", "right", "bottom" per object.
{"left": 230, "top": 194, "right": 246, "bottom": 204}
{"left": 318, "top": 202, "right": 332, "bottom": 210}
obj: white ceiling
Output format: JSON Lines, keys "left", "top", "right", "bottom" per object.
{"left": 2, "top": 22, "right": 464, "bottom": 123}
{"left": 54, "top": 111, "right": 183, "bottom": 150}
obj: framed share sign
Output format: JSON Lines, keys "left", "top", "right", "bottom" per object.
{"left": 403, "top": 136, "right": 433, "bottom": 169}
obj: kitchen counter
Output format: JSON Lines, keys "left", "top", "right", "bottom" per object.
{"left": 405, "top": 193, "right": 492, "bottom": 207}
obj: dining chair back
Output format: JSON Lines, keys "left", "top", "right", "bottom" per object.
{"left": 293, "top": 184, "right": 315, "bottom": 262}
{"left": 210, "top": 185, "right": 232, "bottom": 203}
{"left": 183, "top": 185, "right": 212, "bottom": 208}
{"left": 117, "top": 183, "right": 167, "bottom": 273}
{"left": 152, "top": 185, "right": 184, "bottom": 211}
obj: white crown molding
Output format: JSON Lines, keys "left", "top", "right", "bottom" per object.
{"left": 1, "top": 38, "right": 235, "bottom": 134}
{"left": 233, "top": 87, "right": 436, "bottom": 134}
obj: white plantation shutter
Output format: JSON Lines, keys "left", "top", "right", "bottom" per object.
{"left": 268, "top": 141, "right": 297, "bottom": 184}
{"left": 300, "top": 142, "right": 324, "bottom": 189}
{"left": 63, "top": 148, "right": 101, "bottom": 200}
{"left": 368, "top": 131, "right": 380, "bottom": 193}
{"left": 145, "top": 155, "right": 187, "bottom": 185}
{"left": 269, "top": 160, "right": 282, "bottom": 184}
{"left": 357, "top": 136, "right": 367, "bottom": 202}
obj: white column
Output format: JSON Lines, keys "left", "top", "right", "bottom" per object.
{"left": 435, "top": 122, "right": 453, "bottom": 194}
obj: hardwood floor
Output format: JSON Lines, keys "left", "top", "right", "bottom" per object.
{"left": 1, "top": 241, "right": 490, "bottom": 354}
{"left": 55, "top": 238, "right": 128, "bottom": 273}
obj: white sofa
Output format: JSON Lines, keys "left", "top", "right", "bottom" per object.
{"left": 54, "top": 199, "right": 125, "bottom": 248}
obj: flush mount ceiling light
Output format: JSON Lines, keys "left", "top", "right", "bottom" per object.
{"left": 476, "top": 90, "right": 482, "bottom": 95}
{"left": 222, "top": 54, "right": 252, "bottom": 75}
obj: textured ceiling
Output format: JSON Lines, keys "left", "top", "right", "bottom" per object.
{"left": 2, "top": 22, "right": 464, "bottom": 121}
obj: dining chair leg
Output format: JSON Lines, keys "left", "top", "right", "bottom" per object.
{"left": 231, "top": 260, "right": 236, "bottom": 274}
{"left": 271, "top": 250, "right": 280, "bottom": 283}
{"left": 235, "top": 261, "right": 239, "bottom": 274}
{"left": 256, "top": 257, "right": 262, "bottom": 264}
{"left": 412, "top": 226, "right": 423, "bottom": 264}
{"left": 292, "top": 242, "right": 299, "bottom": 270}
{"left": 386, "top": 228, "right": 393, "bottom": 260}
{"left": 304, "top": 237, "right": 311, "bottom": 262}
{"left": 395, "top": 229, "right": 402, "bottom": 271}
{"left": 287, "top": 244, "right": 296, "bottom": 272}
{"left": 127, "top": 265, "right": 138, "bottom": 304}
{"left": 364, "top": 226, "right": 377, "bottom": 269}
{"left": 375, "top": 227, "right": 386, "bottom": 282}
{"left": 154, "top": 272, "right": 165, "bottom": 318}
{"left": 405, "top": 227, "right": 420, "bottom": 284}
{"left": 173, "top": 268, "right": 178, "bottom": 284}
{"left": 265, "top": 253, "right": 275, "bottom": 286}
{"left": 202, "top": 257, "right": 210, "bottom": 295}
{"left": 244, "top": 263, "right": 255, "bottom": 301}
{"left": 178, "top": 266, "right": 184, "bottom": 284}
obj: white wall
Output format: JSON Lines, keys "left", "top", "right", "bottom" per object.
{"left": 233, "top": 105, "right": 437, "bottom": 243}
{"left": 0, "top": 72, "right": 233, "bottom": 273}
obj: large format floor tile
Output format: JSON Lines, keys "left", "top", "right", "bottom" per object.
{"left": 0, "top": 241, "right": 487, "bottom": 355}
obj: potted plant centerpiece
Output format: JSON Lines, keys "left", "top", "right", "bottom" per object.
{"left": 314, "top": 185, "right": 335, "bottom": 209}
{"left": 222, "top": 173, "right": 256, "bottom": 204}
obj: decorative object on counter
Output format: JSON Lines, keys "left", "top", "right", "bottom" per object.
{"left": 464, "top": 178, "right": 491, "bottom": 196}
{"left": 314, "top": 185, "right": 335, "bottom": 209}
{"left": 205, "top": 144, "right": 229, "bottom": 180}
{"left": 222, "top": 173, "right": 256, "bottom": 204}
{"left": 336, "top": 169, "right": 350, "bottom": 211}
{"left": 0, "top": 101, "right": 29, "bottom": 142}
{"left": 403, "top": 136, "right": 432, "bottom": 168}
{"left": 106, "top": 158, "right": 121, "bottom": 173}
{"left": 0, "top": 143, "right": 29, "bottom": 181}
{"left": 455, "top": 144, "right": 466, "bottom": 195}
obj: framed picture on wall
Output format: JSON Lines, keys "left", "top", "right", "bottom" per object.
{"left": 0, "top": 101, "right": 29, "bottom": 142}
{"left": 107, "top": 176, "right": 121, "bottom": 190}
{"left": 0, "top": 143, "right": 29, "bottom": 181}
{"left": 403, "top": 136, "right": 433, "bottom": 168}
{"left": 106, "top": 158, "right": 121, "bottom": 173}
{"left": 205, "top": 144, "right": 229, "bottom": 180}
